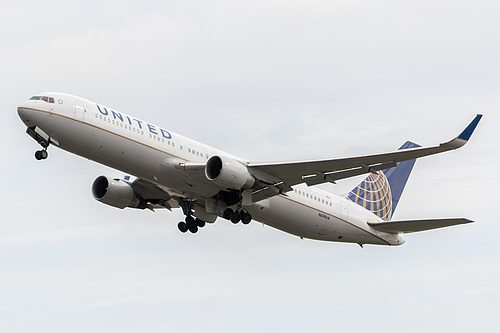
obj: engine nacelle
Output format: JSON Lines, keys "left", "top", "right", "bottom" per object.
{"left": 91, "top": 176, "right": 142, "bottom": 209}
{"left": 205, "top": 155, "right": 255, "bottom": 190}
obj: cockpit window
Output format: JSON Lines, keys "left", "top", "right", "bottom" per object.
{"left": 30, "top": 95, "right": 55, "bottom": 103}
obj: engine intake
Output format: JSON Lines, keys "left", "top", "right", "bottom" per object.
{"left": 91, "top": 175, "right": 143, "bottom": 209}
{"left": 205, "top": 156, "right": 255, "bottom": 190}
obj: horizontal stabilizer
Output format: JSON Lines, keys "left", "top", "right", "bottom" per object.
{"left": 369, "top": 218, "right": 473, "bottom": 234}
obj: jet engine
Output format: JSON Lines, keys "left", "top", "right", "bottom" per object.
{"left": 91, "top": 175, "right": 144, "bottom": 209}
{"left": 205, "top": 155, "right": 255, "bottom": 190}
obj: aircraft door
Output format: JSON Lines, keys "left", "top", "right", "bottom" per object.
{"left": 341, "top": 204, "right": 349, "bottom": 220}
{"left": 74, "top": 101, "right": 86, "bottom": 121}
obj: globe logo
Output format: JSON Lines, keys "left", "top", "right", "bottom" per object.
{"left": 346, "top": 171, "right": 393, "bottom": 221}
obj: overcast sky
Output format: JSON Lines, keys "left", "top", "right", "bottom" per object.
{"left": 1, "top": 1, "right": 499, "bottom": 332}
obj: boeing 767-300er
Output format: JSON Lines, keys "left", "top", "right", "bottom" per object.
{"left": 17, "top": 93, "right": 482, "bottom": 246}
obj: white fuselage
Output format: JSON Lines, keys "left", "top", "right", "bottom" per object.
{"left": 17, "top": 93, "right": 404, "bottom": 246}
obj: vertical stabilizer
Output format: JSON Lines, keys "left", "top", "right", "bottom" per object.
{"left": 346, "top": 141, "right": 420, "bottom": 221}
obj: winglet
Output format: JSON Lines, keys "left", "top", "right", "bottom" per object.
{"left": 457, "top": 114, "right": 482, "bottom": 141}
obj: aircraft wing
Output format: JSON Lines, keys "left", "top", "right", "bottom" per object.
{"left": 248, "top": 114, "right": 482, "bottom": 202}
{"left": 130, "top": 178, "right": 180, "bottom": 210}
{"left": 368, "top": 218, "right": 473, "bottom": 233}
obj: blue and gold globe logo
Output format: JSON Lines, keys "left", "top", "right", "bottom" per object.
{"left": 347, "top": 171, "right": 392, "bottom": 221}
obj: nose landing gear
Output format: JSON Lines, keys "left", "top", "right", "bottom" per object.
{"left": 26, "top": 126, "right": 50, "bottom": 161}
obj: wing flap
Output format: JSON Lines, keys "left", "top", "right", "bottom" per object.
{"left": 369, "top": 218, "right": 473, "bottom": 234}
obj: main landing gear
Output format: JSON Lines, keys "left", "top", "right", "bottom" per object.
{"left": 177, "top": 199, "right": 209, "bottom": 234}
{"left": 223, "top": 208, "right": 252, "bottom": 225}
{"left": 175, "top": 198, "right": 252, "bottom": 235}
{"left": 177, "top": 216, "right": 206, "bottom": 234}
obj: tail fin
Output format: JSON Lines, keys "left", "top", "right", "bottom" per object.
{"left": 346, "top": 141, "right": 421, "bottom": 221}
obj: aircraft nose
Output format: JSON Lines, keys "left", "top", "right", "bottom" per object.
{"left": 17, "top": 100, "right": 33, "bottom": 125}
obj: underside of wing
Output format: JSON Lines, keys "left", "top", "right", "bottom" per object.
{"left": 130, "top": 178, "right": 180, "bottom": 210}
{"left": 368, "top": 218, "right": 474, "bottom": 234}
{"left": 248, "top": 115, "right": 482, "bottom": 202}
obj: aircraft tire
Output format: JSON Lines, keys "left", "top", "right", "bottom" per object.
{"left": 231, "top": 211, "right": 241, "bottom": 224}
{"left": 35, "top": 150, "right": 48, "bottom": 160}
{"left": 178, "top": 222, "right": 188, "bottom": 233}
{"left": 195, "top": 219, "right": 206, "bottom": 228}
{"left": 223, "top": 208, "right": 233, "bottom": 220}
{"left": 188, "top": 225, "right": 198, "bottom": 233}
{"left": 241, "top": 212, "right": 252, "bottom": 225}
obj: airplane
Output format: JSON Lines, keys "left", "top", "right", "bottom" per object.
{"left": 17, "top": 92, "right": 482, "bottom": 246}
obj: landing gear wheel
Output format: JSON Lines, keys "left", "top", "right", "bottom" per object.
{"left": 188, "top": 225, "right": 198, "bottom": 233}
{"left": 195, "top": 218, "right": 206, "bottom": 228}
{"left": 230, "top": 211, "right": 241, "bottom": 224}
{"left": 241, "top": 212, "right": 252, "bottom": 225}
{"left": 223, "top": 208, "right": 234, "bottom": 220}
{"left": 35, "top": 150, "right": 48, "bottom": 160}
{"left": 178, "top": 221, "right": 188, "bottom": 233}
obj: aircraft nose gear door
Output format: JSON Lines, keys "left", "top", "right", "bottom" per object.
{"left": 74, "top": 101, "right": 86, "bottom": 121}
